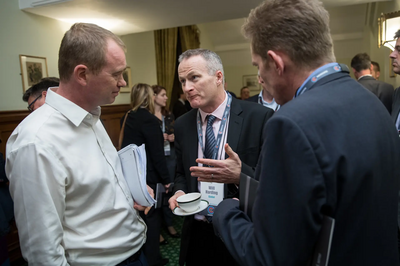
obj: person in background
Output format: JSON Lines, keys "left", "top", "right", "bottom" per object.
{"left": 151, "top": 85, "right": 180, "bottom": 244}
{"left": 213, "top": 0, "right": 400, "bottom": 265}
{"left": 247, "top": 71, "right": 279, "bottom": 111}
{"left": 6, "top": 23, "right": 150, "bottom": 265}
{"left": 351, "top": 53, "right": 394, "bottom": 113}
{"left": 371, "top": 61, "right": 381, "bottom": 80}
{"left": 22, "top": 77, "right": 59, "bottom": 112}
{"left": 121, "top": 83, "right": 171, "bottom": 266}
{"left": 172, "top": 91, "right": 189, "bottom": 119}
{"left": 239, "top": 86, "right": 250, "bottom": 100}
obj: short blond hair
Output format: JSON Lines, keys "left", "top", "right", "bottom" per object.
{"left": 130, "top": 83, "right": 155, "bottom": 114}
{"left": 243, "top": 0, "right": 335, "bottom": 70}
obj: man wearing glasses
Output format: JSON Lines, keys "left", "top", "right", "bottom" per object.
{"left": 22, "top": 77, "right": 59, "bottom": 112}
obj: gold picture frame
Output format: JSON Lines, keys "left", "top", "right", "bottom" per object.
{"left": 242, "top": 74, "right": 260, "bottom": 91}
{"left": 120, "top": 67, "right": 132, "bottom": 93}
{"left": 19, "top": 55, "right": 49, "bottom": 92}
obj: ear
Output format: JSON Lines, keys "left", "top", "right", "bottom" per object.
{"left": 267, "top": 51, "right": 284, "bottom": 76}
{"left": 215, "top": 70, "right": 224, "bottom": 86}
{"left": 73, "top": 64, "right": 89, "bottom": 86}
{"left": 41, "top": 90, "right": 47, "bottom": 98}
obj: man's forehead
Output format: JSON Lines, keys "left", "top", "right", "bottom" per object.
{"left": 178, "top": 56, "right": 207, "bottom": 73}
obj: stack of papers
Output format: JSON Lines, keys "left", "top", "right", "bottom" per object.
{"left": 118, "top": 144, "right": 156, "bottom": 207}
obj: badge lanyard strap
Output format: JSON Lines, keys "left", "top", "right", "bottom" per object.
{"left": 296, "top": 63, "right": 350, "bottom": 97}
{"left": 196, "top": 93, "right": 232, "bottom": 160}
{"left": 161, "top": 115, "right": 165, "bottom": 133}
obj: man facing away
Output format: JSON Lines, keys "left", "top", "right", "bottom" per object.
{"left": 213, "top": 0, "right": 400, "bottom": 265}
{"left": 351, "top": 52, "right": 394, "bottom": 113}
{"left": 6, "top": 23, "right": 150, "bottom": 266}
{"left": 169, "top": 48, "right": 274, "bottom": 266}
{"left": 371, "top": 61, "right": 381, "bottom": 80}
{"left": 22, "top": 77, "right": 59, "bottom": 112}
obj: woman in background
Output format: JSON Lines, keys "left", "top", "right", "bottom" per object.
{"left": 120, "top": 83, "right": 171, "bottom": 266}
{"left": 152, "top": 85, "right": 180, "bottom": 243}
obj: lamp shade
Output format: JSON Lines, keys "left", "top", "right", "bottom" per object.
{"left": 378, "top": 10, "right": 400, "bottom": 51}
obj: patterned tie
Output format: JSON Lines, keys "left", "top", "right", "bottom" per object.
{"left": 204, "top": 115, "right": 217, "bottom": 160}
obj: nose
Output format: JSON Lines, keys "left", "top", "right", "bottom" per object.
{"left": 119, "top": 74, "right": 127, "bottom": 87}
{"left": 182, "top": 81, "right": 194, "bottom": 93}
{"left": 390, "top": 50, "right": 397, "bottom": 59}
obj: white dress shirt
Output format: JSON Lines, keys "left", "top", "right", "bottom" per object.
{"left": 6, "top": 88, "right": 146, "bottom": 266}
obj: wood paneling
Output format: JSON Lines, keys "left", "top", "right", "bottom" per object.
{"left": 0, "top": 104, "right": 131, "bottom": 264}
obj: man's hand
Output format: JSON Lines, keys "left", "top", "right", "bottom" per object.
{"left": 167, "top": 134, "right": 175, "bottom": 143}
{"left": 164, "top": 183, "right": 171, "bottom": 194}
{"left": 168, "top": 191, "right": 185, "bottom": 211}
{"left": 191, "top": 143, "right": 241, "bottom": 184}
{"left": 133, "top": 185, "right": 154, "bottom": 215}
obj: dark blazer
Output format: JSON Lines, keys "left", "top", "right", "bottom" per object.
{"left": 391, "top": 87, "right": 400, "bottom": 125}
{"left": 214, "top": 72, "right": 400, "bottom": 265}
{"left": 358, "top": 75, "right": 394, "bottom": 113}
{"left": 173, "top": 100, "right": 188, "bottom": 120}
{"left": 173, "top": 97, "right": 274, "bottom": 265}
{"left": 121, "top": 108, "right": 171, "bottom": 189}
{"left": 246, "top": 94, "right": 258, "bottom": 103}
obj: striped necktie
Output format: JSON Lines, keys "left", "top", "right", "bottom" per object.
{"left": 204, "top": 115, "right": 217, "bottom": 160}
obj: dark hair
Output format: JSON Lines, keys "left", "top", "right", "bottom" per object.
{"left": 395, "top": 29, "right": 400, "bottom": 39}
{"left": 22, "top": 77, "right": 60, "bottom": 102}
{"left": 240, "top": 86, "right": 249, "bottom": 93}
{"left": 371, "top": 61, "right": 380, "bottom": 72}
{"left": 58, "top": 23, "right": 126, "bottom": 82}
{"left": 350, "top": 53, "right": 371, "bottom": 72}
{"left": 152, "top": 85, "right": 170, "bottom": 116}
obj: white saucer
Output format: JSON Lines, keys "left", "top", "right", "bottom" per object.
{"left": 173, "top": 200, "right": 209, "bottom": 216}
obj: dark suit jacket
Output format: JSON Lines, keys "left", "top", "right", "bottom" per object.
{"left": 358, "top": 75, "right": 394, "bottom": 113}
{"left": 214, "top": 72, "right": 400, "bottom": 266}
{"left": 391, "top": 87, "right": 400, "bottom": 125}
{"left": 246, "top": 93, "right": 259, "bottom": 103}
{"left": 172, "top": 100, "right": 188, "bottom": 120}
{"left": 121, "top": 108, "right": 171, "bottom": 190}
{"left": 173, "top": 97, "right": 274, "bottom": 265}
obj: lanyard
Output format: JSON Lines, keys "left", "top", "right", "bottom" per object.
{"left": 295, "top": 63, "right": 349, "bottom": 98}
{"left": 196, "top": 93, "right": 232, "bottom": 160}
{"left": 161, "top": 115, "right": 165, "bottom": 133}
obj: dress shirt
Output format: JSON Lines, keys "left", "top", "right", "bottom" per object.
{"left": 6, "top": 88, "right": 146, "bottom": 266}
{"left": 194, "top": 92, "right": 229, "bottom": 220}
{"left": 257, "top": 90, "right": 279, "bottom": 111}
{"left": 358, "top": 74, "right": 373, "bottom": 80}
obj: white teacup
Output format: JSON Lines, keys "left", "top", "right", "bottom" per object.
{"left": 177, "top": 192, "right": 201, "bottom": 213}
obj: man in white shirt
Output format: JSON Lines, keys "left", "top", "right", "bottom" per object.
{"left": 6, "top": 23, "right": 149, "bottom": 266}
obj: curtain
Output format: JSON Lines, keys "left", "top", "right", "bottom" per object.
{"left": 154, "top": 28, "right": 178, "bottom": 104}
{"left": 154, "top": 25, "right": 200, "bottom": 106}
{"left": 179, "top": 25, "right": 200, "bottom": 52}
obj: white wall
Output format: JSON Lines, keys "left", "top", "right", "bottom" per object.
{"left": 0, "top": 0, "right": 69, "bottom": 111}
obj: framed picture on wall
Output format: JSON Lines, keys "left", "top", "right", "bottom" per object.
{"left": 19, "top": 55, "right": 49, "bottom": 92}
{"left": 121, "top": 67, "right": 132, "bottom": 93}
{"left": 242, "top": 75, "right": 260, "bottom": 91}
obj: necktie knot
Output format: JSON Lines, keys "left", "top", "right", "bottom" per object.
{"left": 206, "top": 115, "right": 216, "bottom": 126}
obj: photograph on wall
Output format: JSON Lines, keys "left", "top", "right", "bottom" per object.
{"left": 19, "top": 55, "right": 49, "bottom": 92}
{"left": 121, "top": 67, "right": 133, "bottom": 93}
{"left": 242, "top": 75, "right": 260, "bottom": 91}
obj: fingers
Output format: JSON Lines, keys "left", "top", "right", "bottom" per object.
{"left": 224, "top": 143, "right": 239, "bottom": 160}
{"left": 168, "top": 191, "right": 185, "bottom": 210}
{"left": 147, "top": 185, "right": 154, "bottom": 199}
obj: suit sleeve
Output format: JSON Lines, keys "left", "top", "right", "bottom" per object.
{"left": 214, "top": 115, "right": 326, "bottom": 265}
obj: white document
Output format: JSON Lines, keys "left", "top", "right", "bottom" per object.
{"left": 118, "top": 144, "right": 156, "bottom": 207}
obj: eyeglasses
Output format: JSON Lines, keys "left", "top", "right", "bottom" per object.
{"left": 27, "top": 95, "right": 42, "bottom": 112}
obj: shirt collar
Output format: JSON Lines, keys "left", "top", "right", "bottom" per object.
{"left": 45, "top": 88, "right": 101, "bottom": 127}
{"left": 199, "top": 91, "right": 228, "bottom": 123}
{"left": 358, "top": 74, "right": 373, "bottom": 80}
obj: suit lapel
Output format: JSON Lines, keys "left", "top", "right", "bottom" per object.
{"left": 226, "top": 98, "right": 243, "bottom": 157}
{"left": 186, "top": 110, "right": 200, "bottom": 192}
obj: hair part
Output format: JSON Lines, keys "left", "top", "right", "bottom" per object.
{"left": 58, "top": 23, "right": 126, "bottom": 82}
{"left": 350, "top": 53, "right": 371, "bottom": 72}
{"left": 130, "top": 83, "right": 155, "bottom": 114}
{"left": 178, "top": 48, "right": 225, "bottom": 85}
{"left": 23, "top": 77, "right": 60, "bottom": 102}
{"left": 242, "top": 0, "right": 335, "bottom": 70}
